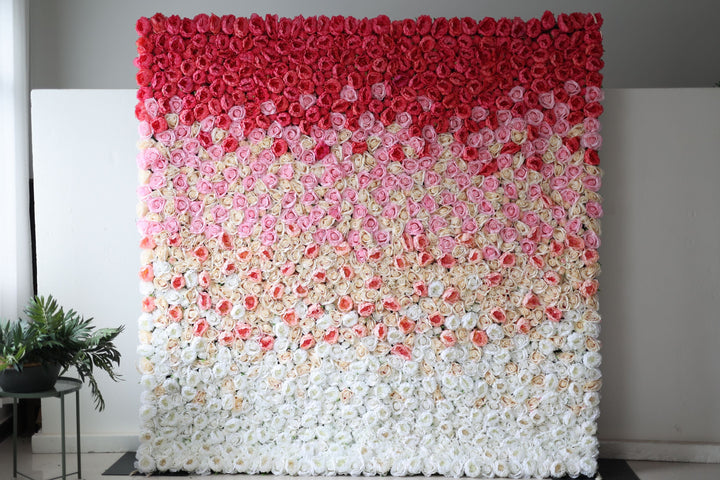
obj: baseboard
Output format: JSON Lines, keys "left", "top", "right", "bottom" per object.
{"left": 600, "top": 439, "right": 720, "bottom": 463}
{"left": 30, "top": 434, "right": 720, "bottom": 463}
{"left": 31, "top": 432, "right": 139, "bottom": 453}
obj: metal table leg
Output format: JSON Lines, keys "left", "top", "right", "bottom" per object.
{"left": 76, "top": 390, "right": 81, "bottom": 479}
{"left": 12, "top": 398, "right": 18, "bottom": 480}
{"left": 60, "top": 394, "right": 66, "bottom": 479}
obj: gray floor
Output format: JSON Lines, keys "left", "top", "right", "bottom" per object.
{"left": 2, "top": 437, "right": 720, "bottom": 479}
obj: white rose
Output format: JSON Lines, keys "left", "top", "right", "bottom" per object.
{"left": 137, "top": 344, "right": 154, "bottom": 357}
{"left": 386, "top": 328, "right": 404, "bottom": 344}
{"left": 153, "top": 260, "right": 171, "bottom": 275}
{"left": 461, "top": 312, "right": 478, "bottom": 329}
{"left": 404, "top": 303, "right": 424, "bottom": 321}
{"left": 139, "top": 281, "right": 154, "bottom": 296}
{"left": 486, "top": 324, "right": 505, "bottom": 341}
{"left": 230, "top": 303, "right": 245, "bottom": 319}
{"left": 180, "top": 348, "right": 196, "bottom": 364}
{"left": 183, "top": 270, "right": 198, "bottom": 287}
{"left": 316, "top": 314, "right": 333, "bottom": 330}
{"left": 139, "top": 403, "right": 157, "bottom": 421}
{"left": 428, "top": 280, "right": 445, "bottom": 298}
{"left": 536, "top": 321, "right": 555, "bottom": 337}
{"left": 163, "top": 289, "right": 182, "bottom": 305}
{"left": 292, "top": 348, "right": 308, "bottom": 364}
{"left": 166, "top": 323, "right": 182, "bottom": 338}
{"left": 273, "top": 321, "right": 290, "bottom": 338}
{"left": 566, "top": 332, "right": 584, "bottom": 350}
{"left": 224, "top": 273, "right": 239, "bottom": 288}
{"left": 445, "top": 314, "right": 460, "bottom": 329}
{"left": 138, "top": 313, "right": 154, "bottom": 331}
{"left": 342, "top": 311, "right": 359, "bottom": 327}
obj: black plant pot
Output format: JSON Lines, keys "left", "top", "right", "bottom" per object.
{"left": 0, "top": 363, "right": 62, "bottom": 393}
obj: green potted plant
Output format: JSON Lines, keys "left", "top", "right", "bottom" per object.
{"left": 0, "top": 295, "right": 124, "bottom": 411}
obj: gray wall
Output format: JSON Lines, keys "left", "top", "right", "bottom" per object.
{"left": 29, "top": 0, "right": 720, "bottom": 89}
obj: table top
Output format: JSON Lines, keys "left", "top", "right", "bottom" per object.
{"left": 0, "top": 377, "right": 82, "bottom": 399}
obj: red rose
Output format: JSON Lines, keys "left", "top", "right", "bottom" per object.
{"left": 372, "top": 14, "right": 391, "bottom": 34}
{"left": 584, "top": 149, "right": 600, "bottom": 165}
{"left": 431, "top": 17, "right": 449, "bottom": 38}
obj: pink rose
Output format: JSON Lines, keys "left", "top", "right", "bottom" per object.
{"left": 520, "top": 239, "right": 536, "bottom": 255}
{"left": 478, "top": 199, "right": 495, "bottom": 215}
{"left": 550, "top": 175, "right": 569, "bottom": 191}
{"left": 566, "top": 164, "right": 583, "bottom": 179}
{"left": 482, "top": 176, "right": 499, "bottom": 192}
{"left": 496, "top": 153, "right": 513, "bottom": 171}
{"left": 582, "top": 132, "right": 603, "bottom": 150}
{"left": 526, "top": 109, "right": 544, "bottom": 126}
{"left": 237, "top": 223, "right": 253, "bottom": 238}
{"left": 461, "top": 218, "right": 478, "bottom": 234}
{"left": 583, "top": 174, "right": 602, "bottom": 192}
{"left": 363, "top": 216, "right": 379, "bottom": 232}
{"left": 405, "top": 220, "right": 424, "bottom": 236}
{"left": 429, "top": 215, "right": 448, "bottom": 233}
{"left": 147, "top": 196, "right": 166, "bottom": 213}
{"left": 528, "top": 184, "right": 542, "bottom": 201}
{"left": 584, "top": 230, "right": 601, "bottom": 249}
{"left": 438, "top": 236, "right": 456, "bottom": 253}
{"left": 500, "top": 227, "right": 518, "bottom": 243}
{"left": 552, "top": 206, "right": 567, "bottom": 221}
{"left": 482, "top": 245, "right": 500, "bottom": 260}
{"left": 260, "top": 230, "right": 277, "bottom": 246}
{"left": 340, "top": 85, "right": 358, "bottom": 102}
{"left": 148, "top": 173, "right": 166, "bottom": 190}
{"left": 504, "top": 182, "right": 518, "bottom": 199}
{"left": 189, "top": 218, "right": 206, "bottom": 234}
{"left": 382, "top": 203, "right": 399, "bottom": 219}
{"left": 452, "top": 202, "right": 469, "bottom": 218}
{"left": 585, "top": 86, "right": 604, "bottom": 103}
{"left": 502, "top": 203, "right": 520, "bottom": 221}
{"left": 163, "top": 217, "right": 180, "bottom": 233}
{"left": 327, "top": 228, "right": 344, "bottom": 246}
{"left": 566, "top": 217, "right": 582, "bottom": 234}
{"left": 257, "top": 193, "right": 272, "bottom": 210}
{"left": 522, "top": 211, "right": 539, "bottom": 226}
{"left": 374, "top": 229, "right": 391, "bottom": 246}
{"left": 370, "top": 82, "right": 386, "bottom": 100}
{"left": 353, "top": 204, "right": 368, "bottom": 219}
{"left": 267, "top": 121, "right": 283, "bottom": 138}
{"left": 425, "top": 171, "right": 441, "bottom": 187}
{"left": 213, "top": 205, "right": 229, "bottom": 223}
{"left": 561, "top": 188, "right": 580, "bottom": 205}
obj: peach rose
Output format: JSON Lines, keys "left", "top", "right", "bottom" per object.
{"left": 471, "top": 329, "right": 488, "bottom": 347}
{"left": 337, "top": 295, "right": 354, "bottom": 313}
{"left": 440, "top": 329, "right": 457, "bottom": 347}
{"left": 490, "top": 307, "right": 507, "bottom": 323}
{"left": 391, "top": 343, "right": 412, "bottom": 361}
{"left": 358, "top": 302, "right": 375, "bottom": 317}
{"left": 323, "top": 327, "right": 339, "bottom": 344}
{"left": 259, "top": 335, "right": 275, "bottom": 351}
{"left": 299, "top": 333, "right": 316, "bottom": 350}
{"left": 233, "top": 322, "right": 252, "bottom": 340}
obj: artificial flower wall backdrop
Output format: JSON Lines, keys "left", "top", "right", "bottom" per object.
{"left": 135, "top": 12, "right": 604, "bottom": 478}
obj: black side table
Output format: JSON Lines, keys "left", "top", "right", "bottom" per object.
{"left": 0, "top": 377, "right": 82, "bottom": 480}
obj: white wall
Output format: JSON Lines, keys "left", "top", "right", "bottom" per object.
{"left": 31, "top": 90, "right": 140, "bottom": 453}
{"left": 596, "top": 89, "right": 720, "bottom": 460}
{"left": 30, "top": 89, "right": 720, "bottom": 460}
{"left": 28, "top": 0, "right": 720, "bottom": 90}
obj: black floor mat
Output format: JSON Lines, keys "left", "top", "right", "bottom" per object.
{"left": 103, "top": 453, "right": 638, "bottom": 478}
